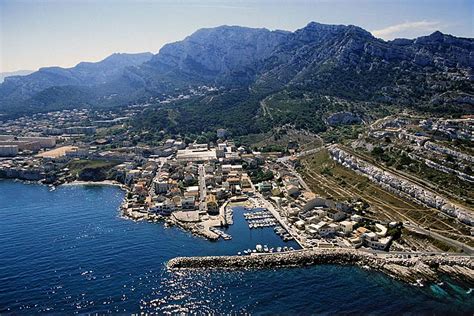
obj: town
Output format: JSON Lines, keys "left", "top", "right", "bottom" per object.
{"left": 0, "top": 108, "right": 473, "bottom": 257}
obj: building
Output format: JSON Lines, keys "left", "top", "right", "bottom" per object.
{"left": 0, "top": 145, "right": 18, "bottom": 157}
{"left": 339, "top": 221, "right": 354, "bottom": 235}
{"left": 206, "top": 194, "right": 219, "bottom": 215}
{"left": 151, "top": 199, "right": 175, "bottom": 216}
{"left": 314, "top": 221, "right": 337, "bottom": 236}
{"left": 257, "top": 182, "right": 272, "bottom": 193}
{"left": 181, "top": 196, "right": 196, "bottom": 210}
{"left": 0, "top": 135, "right": 56, "bottom": 151}
{"left": 176, "top": 147, "right": 217, "bottom": 162}
{"left": 326, "top": 209, "right": 346, "bottom": 221}
{"left": 362, "top": 232, "right": 392, "bottom": 250}
{"left": 154, "top": 179, "right": 169, "bottom": 194}
{"left": 64, "top": 126, "right": 97, "bottom": 135}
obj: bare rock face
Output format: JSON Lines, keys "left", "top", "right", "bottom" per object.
{"left": 1, "top": 22, "right": 473, "bottom": 116}
{"left": 151, "top": 25, "right": 290, "bottom": 85}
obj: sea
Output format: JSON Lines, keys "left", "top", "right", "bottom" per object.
{"left": 0, "top": 180, "right": 473, "bottom": 314}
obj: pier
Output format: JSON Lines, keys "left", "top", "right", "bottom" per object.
{"left": 253, "top": 192, "right": 305, "bottom": 248}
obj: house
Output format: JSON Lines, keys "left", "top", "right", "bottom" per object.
{"left": 151, "top": 199, "right": 176, "bottom": 216}
{"left": 154, "top": 179, "right": 169, "bottom": 194}
{"left": 326, "top": 208, "right": 346, "bottom": 221}
{"left": 181, "top": 196, "right": 196, "bottom": 210}
{"left": 295, "top": 220, "right": 306, "bottom": 230}
{"left": 339, "top": 221, "right": 354, "bottom": 235}
{"left": 206, "top": 194, "right": 219, "bottom": 215}
{"left": 362, "top": 232, "right": 392, "bottom": 250}
{"left": 184, "top": 186, "right": 199, "bottom": 198}
{"left": 257, "top": 182, "right": 272, "bottom": 193}
{"left": 315, "top": 221, "right": 336, "bottom": 237}
{"left": 306, "top": 223, "right": 320, "bottom": 235}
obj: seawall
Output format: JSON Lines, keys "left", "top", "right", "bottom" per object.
{"left": 167, "top": 249, "right": 474, "bottom": 285}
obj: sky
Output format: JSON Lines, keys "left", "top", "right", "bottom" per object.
{"left": 0, "top": 0, "right": 472, "bottom": 72}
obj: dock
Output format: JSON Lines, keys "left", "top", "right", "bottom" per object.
{"left": 254, "top": 192, "right": 304, "bottom": 248}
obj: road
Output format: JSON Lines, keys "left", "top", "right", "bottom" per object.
{"left": 277, "top": 145, "right": 325, "bottom": 163}
{"left": 404, "top": 223, "right": 474, "bottom": 255}
{"left": 254, "top": 192, "right": 305, "bottom": 248}
{"left": 280, "top": 160, "right": 311, "bottom": 192}
{"left": 198, "top": 164, "right": 207, "bottom": 212}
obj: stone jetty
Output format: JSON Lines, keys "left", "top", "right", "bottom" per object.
{"left": 167, "top": 249, "right": 474, "bottom": 285}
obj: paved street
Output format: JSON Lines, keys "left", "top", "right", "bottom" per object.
{"left": 198, "top": 164, "right": 207, "bottom": 212}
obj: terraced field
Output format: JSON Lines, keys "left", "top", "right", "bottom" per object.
{"left": 299, "top": 149, "right": 474, "bottom": 247}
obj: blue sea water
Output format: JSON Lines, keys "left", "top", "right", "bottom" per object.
{"left": 0, "top": 180, "right": 473, "bottom": 314}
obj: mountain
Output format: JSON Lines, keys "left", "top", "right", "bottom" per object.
{"left": 0, "top": 70, "right": 34, "bottom": 83}
{"left": 0, "top": 52, "right": 153, "bottom": 106}
{"left": 0, "top": 22, "right": 472, "bottom": 132}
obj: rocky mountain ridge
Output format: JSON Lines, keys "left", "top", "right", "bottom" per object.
{"left": 0, "top": 22, "right": 472, "bottom": 119}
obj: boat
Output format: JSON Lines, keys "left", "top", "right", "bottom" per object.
{"left": 256, "top": 244, "right": 263, "bottom": 252}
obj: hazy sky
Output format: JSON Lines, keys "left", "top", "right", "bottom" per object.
{"left": 1, "top": 0, "right": 472, "bottom": 72}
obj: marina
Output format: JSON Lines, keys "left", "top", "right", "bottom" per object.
{"left": 243, "top": 207, "right": 295, "bottom": 241}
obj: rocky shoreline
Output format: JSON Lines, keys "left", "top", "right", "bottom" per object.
{"left": 167, "top": 249, "right": 474, "bottom": 286}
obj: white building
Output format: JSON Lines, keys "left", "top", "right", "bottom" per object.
{"left": 0, "top": 145, "right": 18, "bottom": 157}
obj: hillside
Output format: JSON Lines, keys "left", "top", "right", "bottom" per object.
{"left": 0, "top": 52, "right": 153, "bottom": 114}
{"left": 1, "top": 22, "right": 472, "bottom": 132}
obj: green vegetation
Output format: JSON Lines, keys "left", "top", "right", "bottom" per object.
{"left": 259, "top": 144, "right": 287, "bottom": 153}
{"left": 130, "top": 89, "right": 266, "bottom": 141}
{"left": 321, "top": 125, "right": 366, "bottom": 144}
{"left": 236, "top": 128, "right": 323, "bottom": 153}
{"left": 128, "top": 88, "right": 382, "bottom": 144}
{"left": 67, "top": 159, "right": 120, "bottom": 181}
{"left": 365, "top": 146, "right": 474, "bottom": 206}
{"left": 247, "top": 167, "right": 274, "bottom": 183}
{"left": 386, "top": 223, "right": 403, "bottom": 240}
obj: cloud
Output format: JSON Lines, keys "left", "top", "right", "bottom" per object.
{"left": 371, "top": 21, "right": 441, "bottom": 40}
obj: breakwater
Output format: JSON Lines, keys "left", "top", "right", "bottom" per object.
{"left": 168, "top": 249, "right": 474, "bottom": 285}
